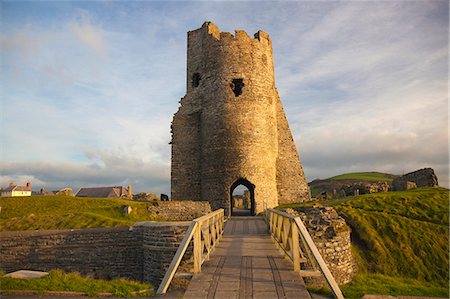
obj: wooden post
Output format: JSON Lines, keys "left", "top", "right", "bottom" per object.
{"left": 193, "top": 222, "right": 202, "bottom": 273}
{"left": 283, "top": 217, "right": 290, "bottom": 248}
{"left": 291, "top": 220, "right": 300, "bottom": 272}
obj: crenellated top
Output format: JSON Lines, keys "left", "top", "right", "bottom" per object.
{"left": 186, "top": 21, "right": 275, "bottom": 94}
{"left": 189, "top": 21, "right": 272, "bottom": 47}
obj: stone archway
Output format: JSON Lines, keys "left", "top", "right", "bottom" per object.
{"left": 230, "top": 178, "right": 255, "bottom": 216}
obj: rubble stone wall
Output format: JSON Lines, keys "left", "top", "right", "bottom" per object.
{"left": 285, "top": 206, "right": 356, "bottom": 285}
{"left": 145, "top": 200, "right": 211, "bottom": 221}
{"left": 0, "top": 222, "right": 190, "bottom": 286}
{"left": 341, "top": 181, "right": 390, "bottom": 196}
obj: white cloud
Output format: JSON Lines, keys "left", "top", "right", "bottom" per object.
{"left": 69, "top": 11, "right": 107, "bottom": 56}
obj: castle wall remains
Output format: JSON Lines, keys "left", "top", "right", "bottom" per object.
{"left": 392, "top": 168, "right": 439, "bottom": 191}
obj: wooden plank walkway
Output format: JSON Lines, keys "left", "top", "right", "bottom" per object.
{"left": 183, "top": 216, "right": 312, "bottom": 299}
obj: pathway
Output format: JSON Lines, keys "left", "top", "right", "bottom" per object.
{"left": 183, "top": 216, "right": 312, "bottom": 299}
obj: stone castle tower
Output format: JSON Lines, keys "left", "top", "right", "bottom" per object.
{"left": 171, "top": 22, "right": 310, "bottom": 215}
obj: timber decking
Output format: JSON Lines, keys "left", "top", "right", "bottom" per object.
{"left": 183, "top": 216, "right": 312, "bottom": 299}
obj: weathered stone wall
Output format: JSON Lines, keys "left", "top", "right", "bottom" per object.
{"left": 171, "top": 21, "right": 310, "bottom": 215}
{"left": 392, "top": 179, "right": 417, "bottom": 191}
{"left": 137, "top": 222, "right": 191, "bottom": 285}
{"left": 0, "top": 223, "right": 191, "bottom": 286}
{"left": 0, "top": 227, "right": 143, "bottom": 281}
{"left": 392, "top": 168, "right": 439, "bottom": 191}
{"left": 145, "top": 200, "right": 211, "bottom": 221}
{"left": 285, "top": 206, "right": 356, "bottom": 285}
{"left": 340, "top": 181, "right": 390, "bottom": 197}
{"left": 276, "top": 97, "right": 310, "bottom": 204}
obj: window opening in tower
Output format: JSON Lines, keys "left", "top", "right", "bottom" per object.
{"left": 231, "top": 79, "right": 244, "bottom": 96}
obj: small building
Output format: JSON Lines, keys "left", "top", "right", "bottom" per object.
{"left": 76, "top": 185, "right": 132, "bottom": 199}
{"left": 1, "top": 182, "right": 31, "bottom": 197}
{"left": 39, "top": 188, "right": 74, "bottom": 196}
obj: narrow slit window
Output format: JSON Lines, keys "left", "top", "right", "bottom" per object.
{"left": 192, "top": 73, "right": 201, "bottom": 88}
{"left": 231, "top": 79, "right": 244, "bottom": 97}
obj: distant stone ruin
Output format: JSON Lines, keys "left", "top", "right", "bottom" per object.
{"left": 171, "top": 22, "right": 310, "bottom": 215}
{"left": 340, "top": 181, "right": 390, "bottom": 197}
{"left": 392, "top": 168, "right": 439, "bottom": 191}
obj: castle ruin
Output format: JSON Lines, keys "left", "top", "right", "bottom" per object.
{"left": 171, "top": 22, "right": 310, "bottom": 215}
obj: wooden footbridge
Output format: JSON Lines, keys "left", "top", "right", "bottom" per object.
{"left": 157, "top": 209, "right": 344, "bottom": 299}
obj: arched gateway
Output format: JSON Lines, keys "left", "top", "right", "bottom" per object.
{"left": 170, "top": 22, "right": 310, "bottom": 216}
{"left": 230, "top": 178, "right": 255, "bottom": 216}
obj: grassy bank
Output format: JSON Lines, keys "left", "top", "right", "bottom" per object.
{"left": 0, "top": 195, "right": 165, "bottom": 231}
{"left": 340, "top": 273, "right": 448, "bottom": 298}
{"left": 328, "top": 172, "right": 396, "bottom": 182}
{"left": 279, "top": 187, "right": 449, "bottom": 298}
{"left": 0, "top": 269, "right": 153, "bottom": 297}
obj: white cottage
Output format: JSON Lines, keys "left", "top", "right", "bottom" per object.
{"left": 1, "top": 182, "right": 31, "bottom": 197}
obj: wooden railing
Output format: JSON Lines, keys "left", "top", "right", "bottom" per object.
{"left": 267, "top": 208, "right": 344, "bottom": 299}
{"left": 156, "top": 209, "right": 225, "bottom": 295}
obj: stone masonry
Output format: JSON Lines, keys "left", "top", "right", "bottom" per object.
{"left": 0, "top": 223, "right": 191, "bottom": 287}
{"left": 285, "top": 206, "right": 356, "bottom": 285}
{"left": 392, "top": 168, "right": 439, "bottom": 191}
{"left": 171, "top": 22, "right": 310, "bottom": 216}
{"left": 145, "top": 200, "right": 211, "bottom": 221}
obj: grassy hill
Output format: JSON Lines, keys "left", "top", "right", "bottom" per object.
{"left": 309, "top": 171, "right": 397, "bottom": 197}
{"left": 0, "top": 196, "right": 167, "bottom": 231}
{"left": 328, "top": 172, "right": 397, "bottom": 182}
{"left": 279, "top": 187, "right": 449, "bottom": 298}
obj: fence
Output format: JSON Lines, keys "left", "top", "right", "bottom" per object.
{"left": 156, "top": 209, "right": 225, "bottom": 294}
{"left": 266, "top": 208, "right": 344, "bottom": 299}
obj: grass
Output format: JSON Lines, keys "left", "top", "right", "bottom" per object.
{"left": 328, "top": 172, "right": 396, "bottom": 182}
{"left": 309, "top": 186, "right": 322, "bottom": 197}
{"left": 0, "top": 195, "right": 170, "bottom": 231}
{"left": 0, "top": 269, "right": 153, "bottom": 297}
{"left": 278, "top": 187, "right": 449, "bottom": 298}
{"left": 341, "top": 274, "right": 448, "bottom": 299}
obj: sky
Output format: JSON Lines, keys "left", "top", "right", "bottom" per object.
{"left": 1, "top": 0, "right": 448, "bottom": 194}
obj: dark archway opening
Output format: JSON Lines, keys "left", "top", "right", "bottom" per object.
{"left": 230, "top": 179, "right": 255, "bottom": 216}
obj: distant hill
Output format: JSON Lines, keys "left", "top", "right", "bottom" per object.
{"left": 309, "top": 171, "right": 398, "bottom": 197}
{"left": 328, "top": 172, "right": 397, "bottom": 182}
{"left": 279, "top": 187, "right": 449, "bottom": 298}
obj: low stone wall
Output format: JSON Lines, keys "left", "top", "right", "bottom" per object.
{"left": 145, "top": 200, "right": 211, "bottom": 221}
{"left": 340, "top": 181, "right": 390, "bottom": 196}
{"left": 0, "top": 222, "right": 192, "bottom": 286}
{"left": 285, "top": 206, "right": 356, "bottom": 285}
{"left": 137, "top": 222, "right": 191, "bottom": 284}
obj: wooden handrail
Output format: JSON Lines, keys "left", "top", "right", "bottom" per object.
{"left": 266, "top": 208, "right": 344, "bottom": 299}
{"left": 156, "top": 209, "right": 225, "bottom": 295}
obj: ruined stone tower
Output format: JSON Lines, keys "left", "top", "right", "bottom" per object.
{"left": 171, "top": 22, "right": 310, "bottom": 215}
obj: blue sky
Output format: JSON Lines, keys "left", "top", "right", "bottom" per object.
{"left": 1, "top": 1, "right": 448, "bottom": 193}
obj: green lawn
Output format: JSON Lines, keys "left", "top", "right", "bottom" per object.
{"left": 328, "top": 172, "right": 396, "bottom": 182}
{"left": 0, "top": 269, "right": 153, "bottom": 297}
{"left": 341, "top": 274, "right": 448, "bottom": 299}
{"left": 0, "top": 195, "right": 167, "bottom": 231}
{"left": 278, "top": 187, "right": 449, "bottom": 298}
